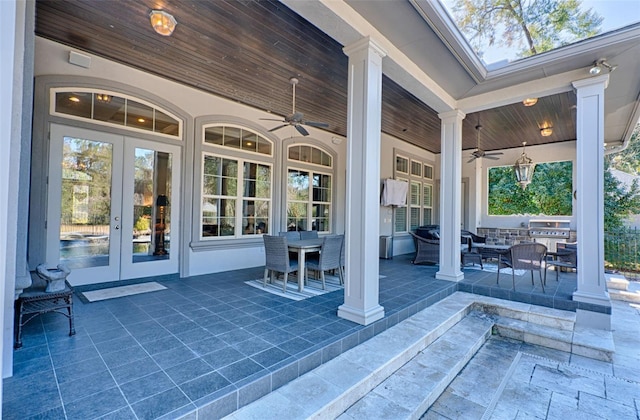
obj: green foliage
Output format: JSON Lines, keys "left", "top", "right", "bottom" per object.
{"left": 450, "top": 0, "right": 602, "bottom": 57}
{"left": 603, "top": 161, "right": 640, "bottom": 231}
{"left": 488, "top": 161, "right": 573, "bottom": 215}
{"left": 608, "top": 127, "right": 640, "bottom": 175}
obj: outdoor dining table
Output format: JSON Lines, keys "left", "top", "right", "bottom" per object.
{"left": 287, "top": 238, "right": 324, "bottom": 292}
{"left": 472, "top": 243, "right": 511, "bottom": 261}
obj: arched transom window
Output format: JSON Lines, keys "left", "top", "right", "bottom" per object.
{"left": 51, "top": 88, "right": 182, "bottom": 138}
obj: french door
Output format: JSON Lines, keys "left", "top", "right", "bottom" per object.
{"left": 47, "top": 124, "right": 181, "bottom": 285}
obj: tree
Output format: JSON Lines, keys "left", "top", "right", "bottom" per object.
{"left": 488, "top": 161, "right": 573, "bottom": 215}
{"left": 604, "top": 126, "right": 640, "bottom": 231}
{"left": 450, "top": 0, "right": 602, "bottom": 58}
{"left": 608, "top": 127, "right": 640, "bottom": 175}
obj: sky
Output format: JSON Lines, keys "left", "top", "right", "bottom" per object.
{"left": 440, "top": 0, "right": 640, "bottom": 65}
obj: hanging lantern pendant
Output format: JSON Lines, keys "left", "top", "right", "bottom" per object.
{"left": 513, "top": 142, "right": 535, "bottom": 190}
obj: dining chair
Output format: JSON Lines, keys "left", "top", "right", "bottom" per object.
{"left": 279, "top": 231, "right": 301, "bottom": 241}
{"left": 299, "top": 230, "right": 318, "bottom": 239}
{"left": 545, "top": 242, "right": 577, "bottom": 284}
{"left": 497, "top": 242, "right": 547, "bottom": 292}
{"left": 263, "top": 235, "right": 299, "bottom": 293}
{"left": 305, "top": 235, "right": 343, "bottom": 289}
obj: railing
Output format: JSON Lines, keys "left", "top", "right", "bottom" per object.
{"left": 605, "top": 227, "right": 640, "bottom": 277}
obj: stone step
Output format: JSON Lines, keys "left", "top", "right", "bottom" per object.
{"left": 474, "top": 299, "right": 575, "bottom": 331}
{"left": 338, "top": 313, "right": 493, "bottom": 419}
{"left": 606, "top": 273, "right": 629, "bottom": 291}
{"left": 223, "top": 293, "right": 615, "bottom": 420}
{"left": 609, "top": 289, "right": 640, "bottom": 303}
{"left": 224, "top": 294, "right": 479, "bottom": 420}
{"left": 493, "top": 315, "right": 615, "bottom": 362}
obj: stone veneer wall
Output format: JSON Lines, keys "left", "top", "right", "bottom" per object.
{"left": 477, "top": 227, "right": 577, "bottom": 245}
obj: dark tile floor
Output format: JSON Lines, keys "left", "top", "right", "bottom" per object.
{"left": 3, "top": 254, "right": 581, "bottom": 420}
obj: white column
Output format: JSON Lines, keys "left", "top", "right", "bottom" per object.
{"left": 338, "top": 37, "right": 386, "bottom": 325}
{"left": 436, "top": 110, "right": 465, "bottom": 281}
{"left": 572, "top": 75, "right": 611, "bottom": 330}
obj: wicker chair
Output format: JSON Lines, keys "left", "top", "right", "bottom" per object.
{"left": 545, "top": 242, "right": 577, "bottom": 283}
{"left": 409, "top": 232, "right": 440, "bottom": 265}
{"left": 263, "top": 235, "right": 299, "bottom": 293}
{"left": 497, "top": 242, "right": 547, "bottom": 292}
{"left": 300, "top": 230, "right": 318, "bottom": 239}
{"left": 306, "top": 235, "right": 343, "bottom": 289}
{"left": 279, "top": 231, "right": 301, "bottom": 241}
{"left": 461, "top": 236, "right": 483, "bottom": 268}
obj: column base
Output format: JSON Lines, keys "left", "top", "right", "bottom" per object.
{"left": 338, "top": 303, "right": 384, "bottom": 326}
{"left": 575, "top": 309, "right": 611, "bottom": 330}
{"left": 436, "top": 270, "right": 464, "bottom": 282}
{"left": 573, "top": 290, "right": 611, "bottom": 306}
{"left": 573, "top": 290, "right": 612, "bottom": 330}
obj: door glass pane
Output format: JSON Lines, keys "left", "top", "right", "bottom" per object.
{"left": 60, "top": 137, "right": 113, "bottom": 269}
{"left": 132, "top": 148, "right": 172, "bottom": 263}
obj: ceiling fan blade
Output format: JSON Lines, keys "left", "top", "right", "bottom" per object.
{"left": 295, "top": 124, "right": 309, "bottom": 136}
{"left": 485, "top": 155, "right": 500, "bottom": 160}
{"left": 467, "top": 157, "right": 477, "bottom": 163}
{"left": 260, "top": 118, "right": 285, "bottom": 122}
{"left": 304, "top": 121, "right": 329, "bottom": 128}
{"left": 484, "top": 152, "right": 504, "bottom": 156}
{"left": 268, "top": 124, "right": 289, "bottom": 132}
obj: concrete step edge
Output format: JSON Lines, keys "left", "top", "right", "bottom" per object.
{"left": 473, "top": 300, "right": 575, "bottom": 331}
{"left": 337, "top": 313, "right": 493, "bottom": 420}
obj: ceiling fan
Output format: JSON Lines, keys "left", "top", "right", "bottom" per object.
{"left": 467, "top": 124, "right": 504, "bottom": 163}
{"left": 261, "top": 77, "right": 329, "bottom": 136}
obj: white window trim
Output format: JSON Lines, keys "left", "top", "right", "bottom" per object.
{"left": 201, "top": 152, "right": 273, "bottom": 240}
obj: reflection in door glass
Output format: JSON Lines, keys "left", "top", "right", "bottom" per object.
{"left": 59, "top": 137, "right": 113, "bottom": 269}
{"left": 132, "top": 148, "right": 172, "bottom": 263}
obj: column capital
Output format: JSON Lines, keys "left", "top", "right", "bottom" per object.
{"left": 438, "top": 109, "right": 466, "bottom": 122}
{"left": 343, "top": 36, "right": 387, "bottom": 59}
{"left": 572, "top": 74, "right": 609, "bottom": 90}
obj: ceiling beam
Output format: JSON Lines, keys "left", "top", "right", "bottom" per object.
{"left": 458, "top": 69, "right": 590, "bottom": 114}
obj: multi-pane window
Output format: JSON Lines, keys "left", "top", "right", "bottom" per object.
{"left": 393, "top": 151, "right": 434, "bottom": 233}
{"left": 286, "top": 144, "right": 333, "bottom": 232}
{"left": 201, "top": 155, "right": 271, "bottom": 238}
{"left": 409, "top": 181, "right": 422, "bottom": 231}
{"left": 200, "top": 124, "right": 273, "bottom": 239}
{"left": 287, "top": 169, "right": 331, "bottom": 232}
{"left": 423, "top": 184, "right": 433, "bottom": 225}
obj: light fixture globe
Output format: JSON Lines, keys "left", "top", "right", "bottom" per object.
{"left": 513, "top": 142, "right": 535, "bottom": 190}
{"left": 150, "top": 10, "right": 177, "bottom": 36}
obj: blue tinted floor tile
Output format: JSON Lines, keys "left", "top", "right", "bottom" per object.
{"left": 64, "top": 387, "right": 128, "bottom": 420}
{"left": 131, "top": 387, "right": 193, "bottom": 420}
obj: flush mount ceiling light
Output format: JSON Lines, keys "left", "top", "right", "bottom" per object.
{"left": 540, "top": 125, "right": 553, "bottom": 137}
{"left": 522, "top": 98, "right": 538, "bottom": 107}
{"left": 589, "top": 59, "right": 617, "bottom": 76}
{"left": 513, "top": 141, "right": 536, "bottom": 190}
{"left": 149, "top": 10, "right": 177, "bottom": 36}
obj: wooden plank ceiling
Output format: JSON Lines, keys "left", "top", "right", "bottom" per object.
{"left": 35, "top": 0, "right": 576, "bottom": 154}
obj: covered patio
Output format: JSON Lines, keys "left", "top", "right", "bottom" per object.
{"left": 3, "top": 1, "right": 640, "bottom": 417}
{"left": 4, "top": 257, "right": 580, "bottom": 419}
